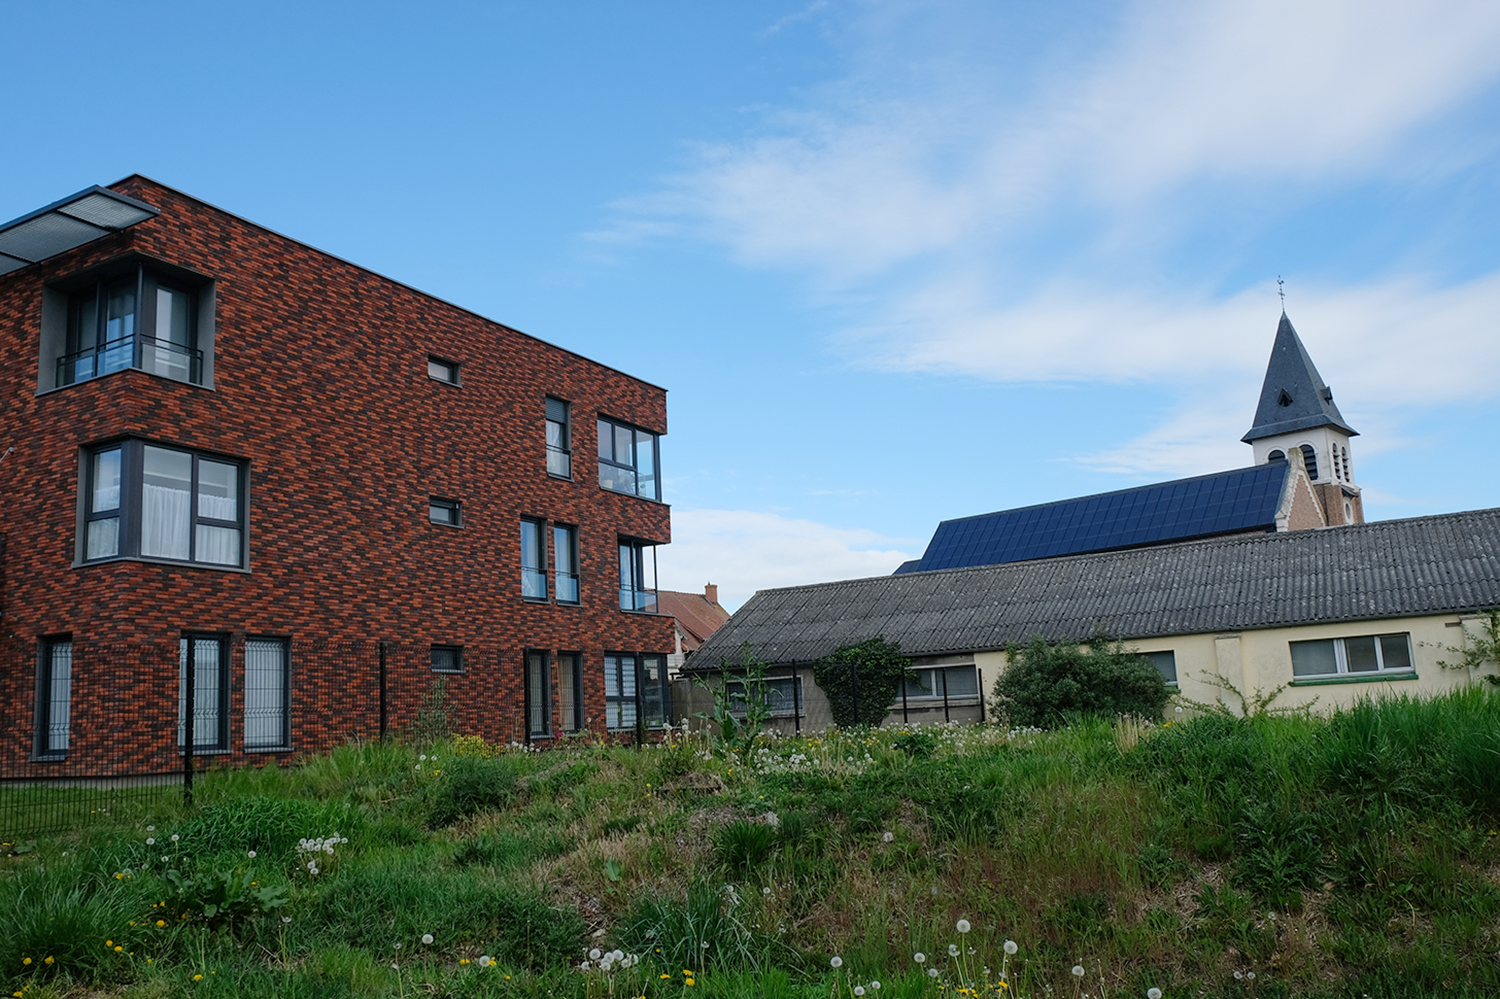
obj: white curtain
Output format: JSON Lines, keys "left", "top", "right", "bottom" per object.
{"left": 195, "top": 525, "right": 241, "bottom": 565}
{"left": 141, "top": 483, "right": 191, "bottom": 558}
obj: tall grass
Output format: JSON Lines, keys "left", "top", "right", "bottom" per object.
{"left": 3, "top": 691, "right": 1499, "bottom": 997}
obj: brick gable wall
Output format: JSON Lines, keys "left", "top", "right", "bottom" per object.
{"left": 0, "top": 178, "right": 674, "bottom": 774}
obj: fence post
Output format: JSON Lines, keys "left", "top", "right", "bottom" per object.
{"left": 183, "top": 641, "right": 195, "bottom": 808}
{"left": 378, "top": 642, "right": 388, "bottom": 742}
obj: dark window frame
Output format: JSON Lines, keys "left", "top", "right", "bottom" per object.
{"left": 33, "top": 635, "right": 73, "bottom": 760}
{"left": 427, "top": 356, "right": 461, "bottom": 386}
{"left": 558, "top": 651, "right": 584, "bottom": 733}
{"left": 603, "top": 652, "right": 671, "bottom": 732}
{"left": 179, "top": 632, "right": 231, "bottom": 753}
{"left": 429, "top": 497, "right": 462, "bottom": 528}
{"left": 244, "top": 635, "right": 292, "bottom": 752}
{"left": 81, "top": 439, "right": 248, "bottom": 569}
{"left": 525, "top": 649, "right": 553, "bottom": 740}
{"left": 430, "top": 644, "right": 465, "bottom": 674}
{"left": 553, "top": 523, "right": 580, "bottom": 604}
{"left": 546, "top": 397, "right": 572, "bottom": 479}
{"left": 1142, "top": 650, "right": 1178, "bottom": 685}
{"left": 56, "top": 261, "right": 205, "bottom": 388}
{"left": 521, "top": 518, "right": 548, "bottom": 601}
{"left": 596, "top": 415, "right": 662, "bottom": 501}
{"left": 618, "top": 537, "right": 659, "bottom": 613}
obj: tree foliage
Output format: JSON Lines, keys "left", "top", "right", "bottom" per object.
{"left": 812, "top": 637, "right": 912, "bottom": 728}
{"left": 993, "top": 632, "right": 1172, "bottom": 729}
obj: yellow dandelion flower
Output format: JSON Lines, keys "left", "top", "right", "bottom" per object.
{"left": 43, "top": 958, "right": 53, "bottom": 966}
{"left": 686, "top": 978, "right": 696, "bottom": 986}
{"left": 157, "top": 920, "right": 165, "bottom": 927}
{"left": 194, "top": 974, "right": 203, "bottom": 980}
{"left": 114, "top": 946, "right": 122, "bottom": 953}
{"left": 21, "top": 958, "right": 31, "bottom": 966}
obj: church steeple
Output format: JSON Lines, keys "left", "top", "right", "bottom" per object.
{"left": 1242, "top": 312, "right": 1357, "bottom": 443}
{"left": 1243, "top": 312, "right": 1363, "bottom": 527}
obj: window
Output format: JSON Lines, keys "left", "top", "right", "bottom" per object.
{"left": 1267, "top": 449, "right": 1285, "bottom": 462}
{"left": 900, "top": 666, "right": 980, "bottom": 701}
{"left": 427, "top": 356, "right": 460, "bottom": 385}
{"left": 57, "top": 263, "right": 204, "bottom": 387}
{"left": 1142, "top": 651, "right": 1178, "bottom": 685}
{"left": 619, "top": 538, "right": 658, "bottom": 612}
{"left": 521, "top": 519, "right": 547, "bottom": 600}
{"left": 554, "top": 524, "right": 579, "bottom": 603}
{"left": 1290, "top": 633, "right": 1414, "bottom": 680}
{"left": 546, "top": 398, "right": 571, "bottom": 477}
{"left": 526, "top": 650, "right": 552, "bottom": 738}
{"left": 558, "top": 652, "right": 584, "bottom": 732}
{"left": 179, "top": 634, "right": 229, "bottom": 752}
{"left": 1341, "top": 445, "right": 1351, "bottom": 481}
{"left": 430, "top": 645, "right": 464, "bottom": 674}
{"left": 603, "top": 653, "right": 670, "bottom": 731}
{"left": 83, "top": 441, "right": 246, "bottom": 568}
{"left": 727, "top": 675, "right": 802, "bottom": 717}
{"left": 1300, "top": 444, "right": 1319, "bottom": 481}
{"left": 597, "top": 417, "right": 661, "bottom": 500}
{"left": 244, "top": 638, "right": 290, "bottom": 750}
{"left": 34, "top": 637, "right": 72, "bottom": 758}
{"left": 429, "top": 498, "right": 462, "bottom": 527}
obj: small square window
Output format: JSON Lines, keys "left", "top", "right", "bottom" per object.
{"left": 430, "top": 498, "right": 461, "bottom": 527}
{"left": 431, "top": 645, "right": 464, "bottom": 673}
{"left": 427, "top": 356, "right": 460, "bottom": 385}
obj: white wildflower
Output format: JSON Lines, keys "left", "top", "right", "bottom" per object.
{"left": 1004, "top": 940, "right": 1018, "bottom": 955}
{"left": 831, "top": 956, "right": 843, "bottom": 968}
{"left": 1073, "top": 965, "right": 1086, "bottom": 978}
{"left": 956, "top": 919, "right": 971, "bottom": 934}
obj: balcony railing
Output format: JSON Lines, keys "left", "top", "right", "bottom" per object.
{"left": 58, "top": 335, "right": 204, "bottom": 388}
{"left": 619, "top": 586, "right": 658, "bottom": 613}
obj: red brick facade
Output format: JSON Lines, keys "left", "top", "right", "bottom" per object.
{"left": 0, "top": 177, "right": 674, "bottom": 775}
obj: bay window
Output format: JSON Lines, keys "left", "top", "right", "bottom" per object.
{"left": 597, "top": 417, "right": 661, "bottom": 500}
{"left": 55, "top": 262, "right": 205, "bottom": 387}
{"left": 82, "top": 441, "right": 246, "bottom": 569}
{"left": 619, "top": 538, "right": 658, "bottom": 612}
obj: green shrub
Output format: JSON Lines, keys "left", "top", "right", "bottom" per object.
{"left": 812, "top": 637, "right": 912, "bottom": 728}
{"left": 993, "top": 633, "right": 1172, "bottom": 729}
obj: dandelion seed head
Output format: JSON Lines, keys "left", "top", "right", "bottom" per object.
{"left": 882, "top": 831, "right": 894, "bottom": 842}
{"left": 831, "top": 956, "right": 843, "bottom": 968}
{"left": 956, "top": 919, "right": 971, "bottom": 934}
{"left": 1148, "top": 989, "right": 1163, "bottom": 999}
{"left": 928, "top": 968, "right": 940, "bottom": 978}
{"left": 590, "top": 949, "right": 602, "bottom": 961}
{"left": 247, "top": 850, "right": 256, "bottom": 859}
{"left": 422, "top": 934, "right": 433, "bottom": 945}
{"left": 914, "top": 953, "right": 926, "bottom": 963}
{"left": 1004, "top": 940, "right": 1018, "bottom": 955}
{"left": 1073, "top": 965, "right": 1086, "bottom": 978}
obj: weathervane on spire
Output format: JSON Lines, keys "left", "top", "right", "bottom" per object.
{"left": 1277, "top": 276, "right": 1285, "bottom": 312}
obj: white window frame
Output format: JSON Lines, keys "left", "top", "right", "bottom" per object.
{"left": 1289, "top": 633, "right": 1415, "bottom": 679}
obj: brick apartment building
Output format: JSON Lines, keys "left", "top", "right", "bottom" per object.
{"left": 0, "top": 177, "right": 675, "bottom": 778}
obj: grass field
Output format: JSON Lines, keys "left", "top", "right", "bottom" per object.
{"left": 3, "top": 687, "right": 1499, "bottom": 998}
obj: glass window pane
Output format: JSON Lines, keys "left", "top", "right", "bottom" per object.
{"left": 195, "top": 525, "right": 241, "bottom": 565}
{"left": 641, "top": 655, "right": 666, "bottom": 726}
{"left": 597, "top": 419, "right": 613, "bottom": 460}
{"left": 521, "top": 521, "right": 546, "bottom": 598}
{"left": 1344, "top": 636, "right": 1379, "bottom": 672}
{"left": 615, "top": 425, "right": 633, "bottom": 466}
{"left": 156, "top": 285, "right": 192, "bottom": 345}
{"left": 944, "top": 666, "right": 979, "bottom": 696}
{"left": 1144, "top": 651, "right": 1177, "bottom": 684}
{"left": 427, "top": 358, "right": 457, "bottom": 383}
{"left": 105, "top": 279, "right": 136, "bottom": 342}
{"left": 635, "top": 430, "right": 657, "bottom": 499}
{"left": 92, "top": 448, "right": 121, "bottom": 513}
{"left": 546, "top": 398, "right": 568, "bottom": 422}
{"left": 70, "top": 291, "right": 98, "bottom": 351}
{"left": 198, "top": 460, "right": 238, "bottom": 521}
{"left": 559, "top": 654, "right": 580, "bottom": 732}
{"left": 45, "top": 641, "right": 72, "bottom": 753}
{"left": 1290, "top": 639, "right": 1338, "bottom": 677}
{"left": 244, "top": 639, "right": 287, "bottom": 749}
{"left": 1379, "top": 634, "right": 1413, "bottom": 671}
{"left": 86, "top": 517, "right": 119, "bottom": 559}
{"left": 903, "top": 669, "right": 938, "bottom": 698}
{"left": 528, "top": 652, "right": 550, "bottom": 735}
{"left": 142, "top": 446, "right": 193, "bottom": 559}
{"left": 179, "top": 637, "right": 223, "bottom": 749}
{"left": 431, "top": 646, "right": 461, "bottom": 672}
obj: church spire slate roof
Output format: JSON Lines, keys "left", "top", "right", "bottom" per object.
{"left": 1242, "top": 312, "right": 1357, "bottom": 443}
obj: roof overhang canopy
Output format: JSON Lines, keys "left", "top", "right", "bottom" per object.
{"left": 0, "top": 186, "right": 159, "bottom": 277}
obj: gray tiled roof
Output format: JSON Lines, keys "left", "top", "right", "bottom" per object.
{"left": 691, "top": 508, "right": 1500, "bottom": 667}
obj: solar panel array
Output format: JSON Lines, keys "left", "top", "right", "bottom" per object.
{"left": 897, "top": 462, "right": 1290, "bottom": 574}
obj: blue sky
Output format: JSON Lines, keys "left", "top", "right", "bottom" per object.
{"left": 6, "top": 1, "right": 1500, "bottom": 609}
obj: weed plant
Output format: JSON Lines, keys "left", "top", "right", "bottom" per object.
{"left": 3, "top": 690, "right": 1500, "bottom": 998}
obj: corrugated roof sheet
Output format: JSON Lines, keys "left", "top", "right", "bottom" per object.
{"left": 896, "top": 462, "right": 1289, "bottom": 574}
{"left": 692, "top": 508, "right": 1500, "bottom": 667}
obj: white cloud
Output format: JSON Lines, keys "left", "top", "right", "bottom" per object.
{"left": 625, "top": 0, "right": 1500, "bottom": 282}
{"left": 656, "top": 507, "right": 916, "bottom": 611}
